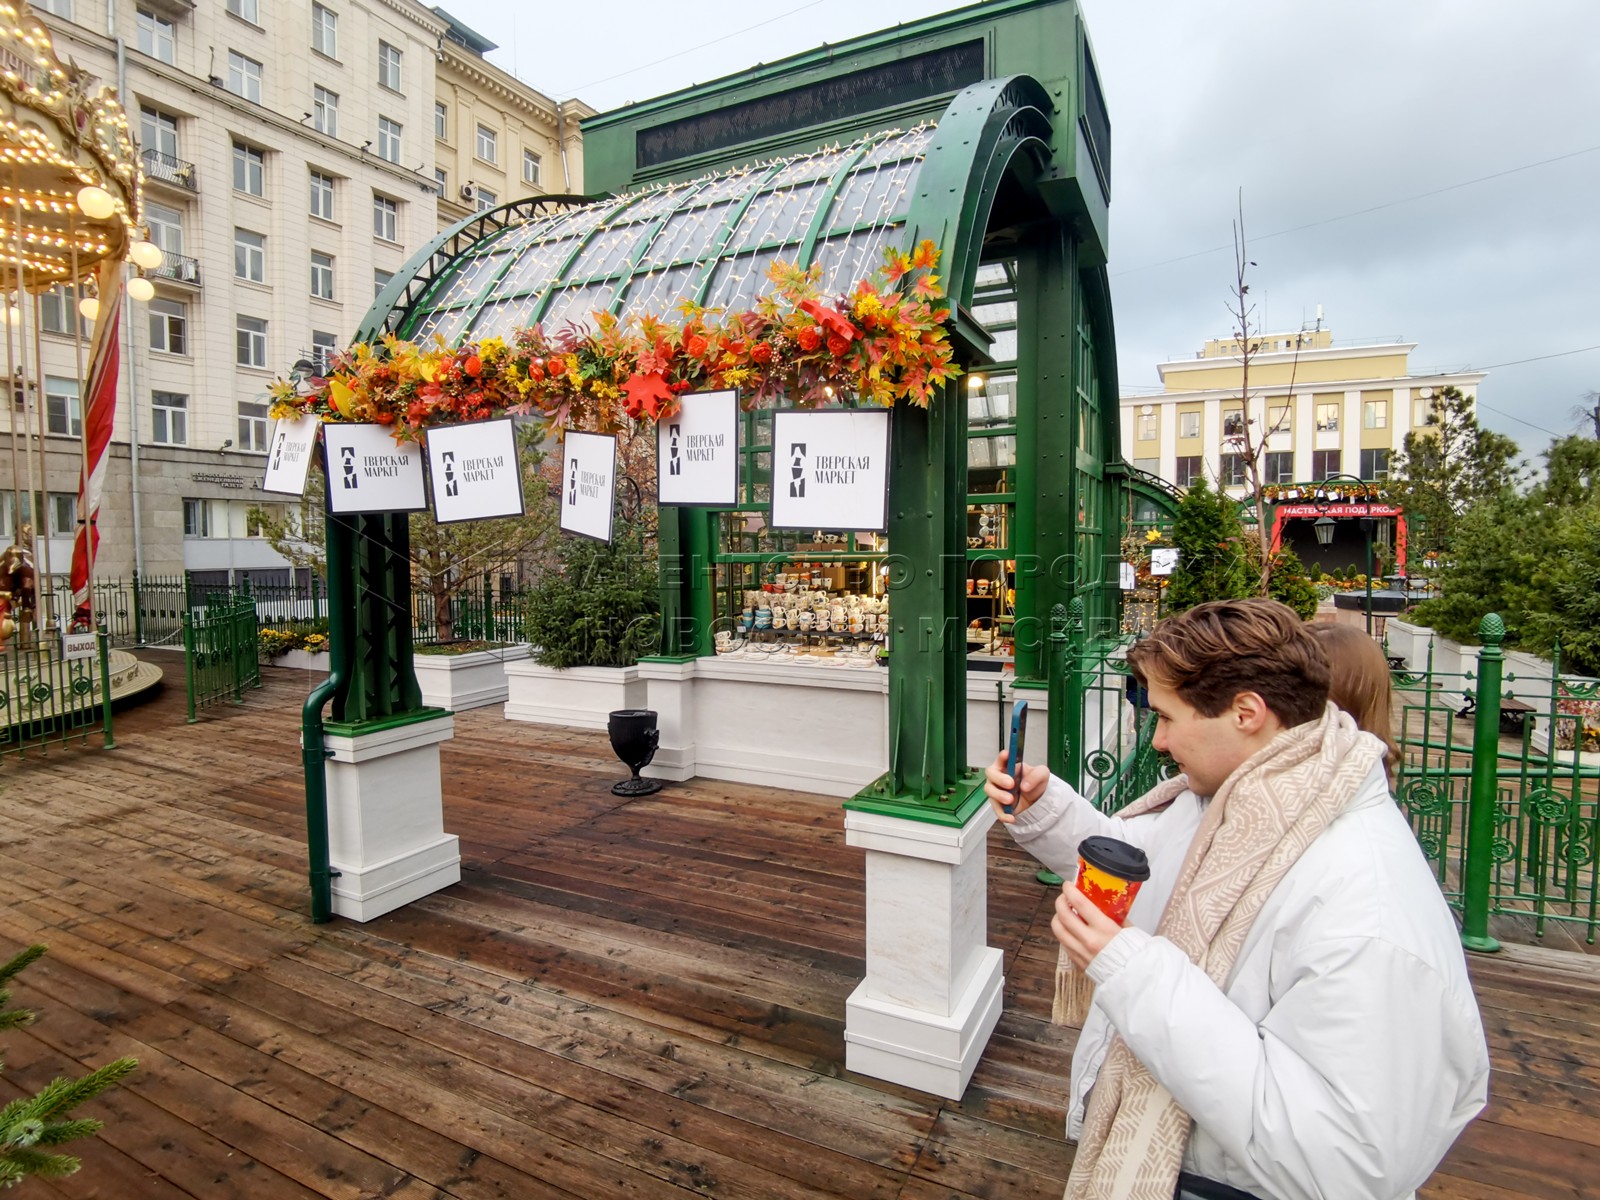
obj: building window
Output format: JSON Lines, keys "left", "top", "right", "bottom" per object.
{"left": 139, "top": 105, "right": 179, "bottom": 161}
{"left": 373, "top": 268, "right": 393, "bottom": 299}
{"left": 1178, "top": 411, "right": 1200, "bottom": 439}
{"left": 1265, "top": 451, "right": 1295, "bottom": 484}
{"left": 136, "top": 8, "right": 175, "bottom": 63}
{"left": 1363, "top": 399, "right": 1388, "bottom": 430}
{"left": 238, "top": 401, "right": 270, "bottom": 451}
{"left": 372, "top": 194, "right": 398, "bottom": 242}
{"left": 226, "top": 0, "right": 259, "bottom": 22}
{"left": 1175, "top": 455, "right": 1203, "bottom": 488}
{"left": 433, "top": 168, "right": 447, "bottom": 197}
{"left": 149, "top": 297, "right": 187, "bottom": 354}
{"left": 475, "top": 124, "right": 497, "bottom": 163}
{"left": 311, "top": 330, "right": 338, "bottom": 374}
{"left": 475, "top": 187, "right": 497, "bottom": 212}
{"left": 152, "top": 391, "right": 187, "bottom": 445}
{"left": 434, "top": 101, "right": 448, "bottom": 141}
{"left": 1311, "top": 449, "right": 1340, "bottom": 479}
{"left": 33, "top": 0, "right": 71, "bottom": 16}
{"left": 311, "top": 3, "right": 337, "bottom": 57}
{"left": 1132, "top": 457, "right": 1159, "bottom": 474}
{"left": 236, "top": 315, "right": 267, "bottom": 368}
{"left": 48, "top": 493, "right": 76, "bottom": 539}
{"left": 1360, "top": 448, "right": 1391, "bottom": 480}
{"left": 1315, "top": 403, "right": 1339, "bottom": 432}
{"left": 378, "top": 41, "right": 402, "bottom": 91}
{"left": 183, "top": 498, "right": 210, "bottom": 537}
{"left": 145, "top": 200, "right": 184, "bottom": 257}
{"left": 232, "top": 141, "right": 265, "bottom": 196}
{"left": 522, "top": 149, "right": 541, "bottom": 185}
{"left": 45, "top": 376, "right": 81, "bottom": 437}
{"left": 226, "top": 51, "right": 262, "bottom": 103}
{"left": 1266, "top": 405, "right": 1290, "bottom": 434}
{"left": 1135, "top": 412, "right": 1157, "bottom": 441}
{"left": 40, "top": 284, "right": 88, "bottom": 336}
{"left": 309, "top": 170, "right": 334, "bottom": 220}
{"left": 377, "top": 116, "right": 402, "bottom": 164}
{"left": 313, "top": 86, "right": 339, "bottom": 137}
{"left": 1221, "top": 407, "right": 1245, "bottom": 437}
{"left": 234, "top": 228, "right": 265, "bottom": 282}
{"left": 310, "top": 252, "right": 334, "bottom": 300}
{"left": 1219, "top": 453, "right": 1247, "bottom": 486}
{"left": 1413, "top": 395, "right": 1437, "bottom": 427}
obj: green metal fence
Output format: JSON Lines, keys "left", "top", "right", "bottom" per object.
{"left": 1394, "top": 616, "right": 1600, "bottom": 946}
{"left": 183, "top": 596, "right": 261, "bottom": 721}
{"left": 0, "top": 630, "right": 115, "bottom": 760}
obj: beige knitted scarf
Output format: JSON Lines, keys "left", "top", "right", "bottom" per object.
{"left": 1062, "top": 703, "right": 1382, "bottom": 1200}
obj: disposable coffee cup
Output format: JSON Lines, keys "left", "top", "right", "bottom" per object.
{"left": 1075, "top": 835, "right": 1151, "bottom": 925}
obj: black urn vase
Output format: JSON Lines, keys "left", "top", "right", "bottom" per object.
{"left": 607, "top": 709, "right": 662, "bottom": 797}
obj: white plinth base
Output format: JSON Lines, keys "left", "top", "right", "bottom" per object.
{"left": 502, "top": 661, "right": 645, "bottom": 729}
{"left": 844, "top": 946, "right": 1004, "bottom": 1099}
{"left": 324, "top": 713, "right": 461, "bottom": 922}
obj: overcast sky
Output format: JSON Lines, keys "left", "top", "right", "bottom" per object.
{"left": 440, "top": 0, "right": 1600, "bottom": 463}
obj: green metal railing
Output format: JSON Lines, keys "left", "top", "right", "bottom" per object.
{"left": 1394, "top": 615, "right": 1600, "bottom": 946}
{"left": 183, "top": 596, "right": 261, "bottom": 720}
{"left": 0, "top": 629, "right": 114, "bottom": 759}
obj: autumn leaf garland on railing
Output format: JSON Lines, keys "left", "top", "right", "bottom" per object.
{"left": 270, "top": 240, "right": 961, "bottom": 437}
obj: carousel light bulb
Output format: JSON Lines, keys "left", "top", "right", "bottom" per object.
{"left": 78, "top": 295, "right": 98, "bottom": 320}
{"left": 126, "top": 275, "right": 154, "bottom": 302}
{"left": 128, "top": 239, "right": 163, "bottom": 270}
{"left": 76, "top": 184, "right": 114, "bottom": 219}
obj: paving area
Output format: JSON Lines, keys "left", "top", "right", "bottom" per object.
{"left": 0, "top": 660, "right": 1594, "bottom": 1198}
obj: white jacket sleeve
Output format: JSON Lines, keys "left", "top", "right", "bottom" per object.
{"left": 1007, "top": 774, "right": 1169, "bottom": 879}
{"left": 1087, "top": 927, "right": 1489, "bottom": 1200}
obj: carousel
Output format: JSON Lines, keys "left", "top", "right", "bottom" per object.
{"left": 0, "top": 1, "right": 161, "bottom": 738}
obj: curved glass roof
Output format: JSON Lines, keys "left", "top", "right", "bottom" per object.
{"left": 401, "top": 124, "right": 936, "bottom": 347}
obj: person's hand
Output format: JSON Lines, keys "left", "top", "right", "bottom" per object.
{"left": 1051, "top": 883, "right": 1125, "bottom": 971}
{"left": 984, "top": 748, "right": 1050, "bottom": 823}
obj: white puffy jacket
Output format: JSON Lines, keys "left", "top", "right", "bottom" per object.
{"left": 1009, "top": 763, "right": 1489, "bottom": 1200}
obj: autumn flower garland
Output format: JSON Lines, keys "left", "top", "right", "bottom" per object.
{"left": 269, "top": 241, "right": 961, "bottom": 437}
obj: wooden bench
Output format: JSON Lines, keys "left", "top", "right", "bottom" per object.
{"left": 1455, "top": 692, "right": 1537, "bottom": 736}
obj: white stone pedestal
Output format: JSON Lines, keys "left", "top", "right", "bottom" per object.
{"left": 842, "top": 800, "right": 1004, "bottom": 1099}
{"left": 637, "top": 658, "right": 697, "bottom": 781}
{"left": 323, "top": 713, "right": 461, "bottom": 922}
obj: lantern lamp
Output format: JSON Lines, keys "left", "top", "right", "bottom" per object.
{"left": 126, "top": 275, "right": 154, "bottom": 302}
{"left": 128, "top": 239, "right": 164, "bottom": 270}
{"left": 76, "top": 184, "right": 115, "bottom": 220}
{"left": 1313, "top": 516, "right": 1336, "bottom": 546}
{"left": 78, "top": 296, "right": 99, "bottom": 321}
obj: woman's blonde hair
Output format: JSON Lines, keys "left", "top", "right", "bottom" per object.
{"left": 1309, "top": 622, "right": 1401, "bottom": 784}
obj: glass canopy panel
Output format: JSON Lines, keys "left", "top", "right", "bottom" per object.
{"left": 771, "top": 148, "right": 848, "bottom": 186}
{"left": 701, "top": 249, "right": 783, "bottom": 311}
{"left": 637, "top": 201, "right": 737, "bottom": 271}
{"left": 497, "top": 238, "right": 581, "bottom": 300}
{"left": 565, "top": 223, "right": 650, "bottom": 282}
{"left": 540, "top": 281, "right": 621, "bottom": 333}
{"left": 726, "top": 182, "right": 829, "bottom": 253}
{"left": 617, "top": 263, "right": 701, "bottom": 319}
{"left": 861, "top": 125, "right": 935, "bottom": 167}
{"left": 409, "top": 304, "right": 476, "bottom": 346}
{"left": 811, "top": 227, "right": 904, "bottom": 296}
{"left": 821, "top": 159, "right": 921, "bottom": 234}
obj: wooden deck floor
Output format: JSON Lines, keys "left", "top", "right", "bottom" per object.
{"left": 0, "top": 660, "right": 1595, "bottom": 1199}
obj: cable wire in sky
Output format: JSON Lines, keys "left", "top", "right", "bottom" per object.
{"left": 1111, "top": 143, "right": 1600, "bottom": 279}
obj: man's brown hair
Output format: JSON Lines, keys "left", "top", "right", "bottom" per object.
{"left": 1126, "top": 598, "right": 1330, "bottom": 728}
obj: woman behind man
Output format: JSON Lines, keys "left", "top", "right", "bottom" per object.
{"left": 1309, "top": 622, "right": 1401, "bottom": 783}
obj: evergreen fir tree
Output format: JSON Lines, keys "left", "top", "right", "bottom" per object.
{"left": 1166, "top": 478, "right": 1253, "bottom": 612}
{"left": 0, "top": 945, "right": 135, "bottom": 1188}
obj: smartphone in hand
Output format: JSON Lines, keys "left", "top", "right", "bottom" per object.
{"left": 1004, "top": 700, "right": 1029, "bottom": 815}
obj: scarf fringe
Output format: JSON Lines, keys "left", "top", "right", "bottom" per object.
{"left": 1053, "top": 946, "right": 1095, "bottom": 1028}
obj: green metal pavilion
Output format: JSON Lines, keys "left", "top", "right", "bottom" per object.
{"left": 308, "top": 0, "right": 1148, "bottom": 890}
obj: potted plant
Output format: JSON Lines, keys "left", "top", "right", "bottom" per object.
{"left": 504, "top": 518, "right": 661, "bottom": 729}
{"left": 414, "top": 637, "right": 531, "bottom": 711}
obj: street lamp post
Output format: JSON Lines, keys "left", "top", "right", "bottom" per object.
{"left": 1312, "top": 473, "right": 1375, "bottom": 636}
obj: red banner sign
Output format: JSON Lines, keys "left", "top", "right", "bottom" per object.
{"left": 1274, "top": 503, "right": 1402, "bottom": 518}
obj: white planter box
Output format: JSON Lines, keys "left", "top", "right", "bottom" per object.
{"left": 503, "top": 660, "right": 646, "bottom": 729}
{"left": 268, "top": 649, "right": 329, "bottom": 672}
{"left": 414, "top": 645, "right": 529, "bottom": 711}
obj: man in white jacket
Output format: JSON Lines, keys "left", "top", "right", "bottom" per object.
{"left": 987, "top": 599, "right": 1488, "bottom": 1200}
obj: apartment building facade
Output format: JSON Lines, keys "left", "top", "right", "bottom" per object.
{"left": 7, "top": 0, "right": 584, "bottom": 590}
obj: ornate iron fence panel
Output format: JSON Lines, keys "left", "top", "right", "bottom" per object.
{"left": 1393, "top": 633, "right": 1600, "bottom": 943}
{"left": 184, "top": 596, "right": 261, "bottom": 721}
{"left": 0, "top": 631, "right": 114, "bottom": 760}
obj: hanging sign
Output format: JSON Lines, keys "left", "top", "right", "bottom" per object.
{"left": 62, "top": 630, "right": 97, "bottom": 660}
{"left": 261, "top": 414, "right": 320, "bottom": 496}
{"left": 425, "top": 418, "right": 525, "bottom": 524}
{"left": 1150, "top": 548, "right": 1180, "bottom": 576}
{"left": 560, "top": 430, "right": 618, "bottom": 543}
{"left": 322, "top": 423, "right": 427, "bottom": 514}
{"left": 768, "top": 408, "right": 891, "bottom": 533}
{"left": 656, "top": 389, "right": 740, "bottom": 507}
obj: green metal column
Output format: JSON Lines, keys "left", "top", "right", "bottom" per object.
{"left": 651, "top": 507, "right": 714, "bottom": 660}
{"left": 1461, "top": 612, "right": 1505, "bottom": 953}
{"left": 334, "top": 512, "right": 424, "bottom": 724}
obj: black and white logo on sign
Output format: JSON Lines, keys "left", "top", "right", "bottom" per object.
{"left": 262, "top": 414, "right": 321, "bottom": 496}
{"left": 341, "top": 446, "right": 358, "bottom": 489}
{"left": 769, "top": 409, "right": 890, "bottom": 534}
{"left": 655, "top": 389, "right": 739, "bottom": 507}
{"left": 424, "top": 419, "right": 525, "bottom": 524}
{"left": 271, "top": 430, "right": 286, "bottom": 471}
{"left": 568, "top": 456, "right": 579, "bottom": 506}
{"left": 442, "top": 451, "right": 459, "bottom": 497}
{"left": 668, "top": 424, "right": 682, "bottom": 476}
{"left": 323, "top": 423, "right": 428, "bottom": 514}
{"left": 560, "top": 430, "right": 618, "bottom": 543}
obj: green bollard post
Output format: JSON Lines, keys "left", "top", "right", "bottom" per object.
{"left": 98, "top": 623, "right": 115, "bottom": 749}
{"left": 1460, "top": 612, "right": 1504, "bottom": 953}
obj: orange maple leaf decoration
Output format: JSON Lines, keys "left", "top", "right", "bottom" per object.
{"left": 621, "top": 371, "right": 675, "bottom": 419}
{"left": 798, "top": 298, "right": 861, "bottom": 342}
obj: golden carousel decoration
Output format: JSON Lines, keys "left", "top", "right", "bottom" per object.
{"left": 0, "top": 1, "right": 162, "bottom": 721}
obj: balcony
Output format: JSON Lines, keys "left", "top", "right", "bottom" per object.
{"left": 142, "top": 149, "right": 197, "bottom": 191}
{"left": 152, "top": 252, "right": 201, "bottom": 287}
